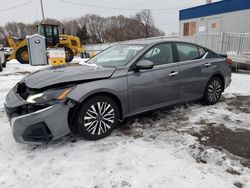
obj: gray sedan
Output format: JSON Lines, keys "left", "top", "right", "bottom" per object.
{"left": 4, "top": 40, "right": 231, "bottom": 144}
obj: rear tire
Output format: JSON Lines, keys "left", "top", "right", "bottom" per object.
{"left": 65, "top": 47, "right": 74, "bottom": 63}
{"left": 75, "top": 96, "right": 119, "bottom": 140}
{"left": 202, "top": 76, "right": 223, "bottom": 105}
{"left": 16, "top": 46, "right": 29, "bottom": 64}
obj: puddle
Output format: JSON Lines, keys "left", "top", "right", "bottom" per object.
{"left": 193, "top": 125, "right": 250, "bottom": 167}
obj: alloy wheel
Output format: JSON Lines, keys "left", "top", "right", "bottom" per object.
{"left": 84, "top": 102, "right": 115, "bottom": 136}
{"left": 207, "top": 79, "right": 222, "bottom": 103}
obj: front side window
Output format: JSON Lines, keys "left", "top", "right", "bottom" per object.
{"left": 88, "top": 44, "right": 144, "bottom": 67}
{"left": 141, "top": 43, "right": 174, "bottom": 66}
{"left": 176, "top": 43, "right": 200, "bottom": 61}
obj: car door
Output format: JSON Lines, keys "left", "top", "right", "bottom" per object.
{"left": 174, "top": 42, "right": 213, "bottom": 101}
{"left": 127, "top": 42, "right": 180, "bottom": 114}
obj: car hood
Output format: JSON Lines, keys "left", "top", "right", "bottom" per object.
{"left": 23, "top": 63, "right": 115, "bottom": 89}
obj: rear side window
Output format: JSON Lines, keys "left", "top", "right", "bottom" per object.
{"left": 142, "top": 43, "right": 174, "bottom": 66}
{"left": 176, "top": 43, "right": 200, "bottom": 61}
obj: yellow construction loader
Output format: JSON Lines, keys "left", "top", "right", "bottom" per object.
{"left": 7, "top": 23, "right": 83, "bottom": 64}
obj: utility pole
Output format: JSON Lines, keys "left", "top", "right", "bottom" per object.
{"left": 40, "top": 0, "right": 45, "bottom": 21}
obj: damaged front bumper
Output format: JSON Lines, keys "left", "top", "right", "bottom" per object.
{"left": 4, "top": 86, "right": 72, "bottom": 144}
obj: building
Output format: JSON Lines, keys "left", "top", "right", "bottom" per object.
{"left": 179, "top": 0, "right": 250, "bottom": 37}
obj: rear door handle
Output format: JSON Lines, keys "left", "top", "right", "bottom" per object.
{"left": 169, "top": 71, "right": 178, "bottom": 76}
{"left": 204, "top": 62, "right": 212, "bottom": 67}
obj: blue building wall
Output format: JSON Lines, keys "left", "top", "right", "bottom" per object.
{"left": 180, "top": 0, "right": 250, "bottom": 20}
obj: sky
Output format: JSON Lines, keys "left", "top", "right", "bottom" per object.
{"left": 0, "top": 0, "right": 221, "bottom": 34}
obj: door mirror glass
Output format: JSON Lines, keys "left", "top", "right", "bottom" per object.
{"left": 134, "top": 60, "right": 154, "bottom": 71}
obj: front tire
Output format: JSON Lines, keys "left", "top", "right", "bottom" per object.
{"left": 75, "top": 96, "right": 119, "bottom": 140}
{"left": 202, "top": 77, "right": 223, "bottom": 105}
{"left": 16, "top": 46, "right": 29, "bottom": 64}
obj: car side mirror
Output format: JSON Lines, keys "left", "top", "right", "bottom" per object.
{"left": 134, "top": 60, "right": 154, "bottom": 71}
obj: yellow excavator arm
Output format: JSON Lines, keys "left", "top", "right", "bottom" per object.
{"left": 6, "top": 36, "right": 28, "bottom": 62}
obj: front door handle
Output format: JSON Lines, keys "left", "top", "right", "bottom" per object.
{"left": 204, "top": 62, "right": 212, "bottom": 67}
{"left": 169, "top": 71, "right": 178, "bottom": 76}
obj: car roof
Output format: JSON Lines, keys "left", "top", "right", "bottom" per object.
{"left": 120, "top": 39, "right": 197, "bottom": 46}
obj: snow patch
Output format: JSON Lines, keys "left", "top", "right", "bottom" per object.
{"left": 0, "top": 62, "right": 250, "bottom": 187}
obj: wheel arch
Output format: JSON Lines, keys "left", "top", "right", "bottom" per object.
{"left": 68, "top": 91, "right": 123, "bottom": 132}
{"left": 209, "top": 73, "right": 225, "bottom": 92}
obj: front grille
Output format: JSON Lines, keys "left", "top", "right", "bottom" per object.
{"left": 4, "top": 103, "right": 25, "bottom": 120}
{"left": 4, "top": 103, "right": 49, "bottom": 120}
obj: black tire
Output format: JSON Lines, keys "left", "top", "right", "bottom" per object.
{"left": 65, "top": 47, "right": 74, "bottom": 63}
{"left": 202, "top": 76, "right": 223, "bottom": 105}
{"left": 75, "top": 96, "right": 119, "bottom": 140}
{"left": 16, "top": 46, "right": 29, "bottom": 64}
{"left": 2, "top": 61, "right": 6, "bottom": 68}
{"left": 2, "top": 54, "right": 8, "bottom": 67}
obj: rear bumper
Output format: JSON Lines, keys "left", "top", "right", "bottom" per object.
{"left": 5, "top": 87, "right": 72, "bottom": 144}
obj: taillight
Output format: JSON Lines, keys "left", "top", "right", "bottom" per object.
{"left": 226, "top": 58, "right": 232, "bottom": 65}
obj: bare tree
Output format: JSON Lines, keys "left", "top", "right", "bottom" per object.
{"left": 62, "top": 20, "right": 80, "bottom": 35}
{"left": 135, "top": 9, "right": 164, "bottom": 37}
{"left": 0, "top": 11, "right": 164, "bottom": 46}
{"left": 25, "top": 24, "right": 37, "bottom": 35}
{"left": 5, "top": 22, "right": 19, "bottom": 37}
{"left": 85, "top": 14, "right": 106, "bottom": 43}
{"left": 38, "top": 18, "right": 61, "bottom": 25}
{"left": 104, "top": 15, "right": 128, "bottom": 42}
{"left": 0, "top": 26, "right": 7, "bottom": 45}
{"left": 76, "top": 25, "right": 89, "bottom": 44}
{"left": 16, "top": 23, "right": 27, "bottom": 38}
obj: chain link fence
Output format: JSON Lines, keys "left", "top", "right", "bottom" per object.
{"left": 85, "top": 33, "right": 250, "bottom": 65}
{"left": 184, "top": 32, "right": 250, "bottom": 67}
{"left": 182, "top": 32, "right": 250, "bottom": 55}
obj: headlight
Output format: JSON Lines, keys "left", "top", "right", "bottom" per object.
{"left": 26, "top": 87, "right": 74, "bottom": 104}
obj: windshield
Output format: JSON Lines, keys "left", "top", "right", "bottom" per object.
{"left": 88, "top": 44, "right": 145, "bottom": 67}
